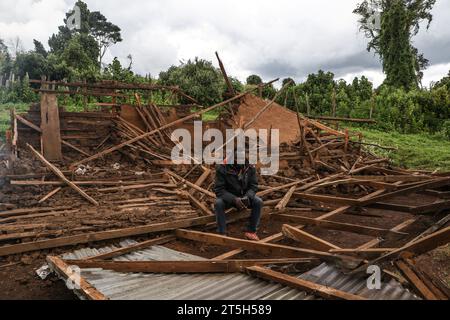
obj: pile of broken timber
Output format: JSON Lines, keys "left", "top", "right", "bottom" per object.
{"left": 1, "top": 85, "right": 450, "bottom": 300}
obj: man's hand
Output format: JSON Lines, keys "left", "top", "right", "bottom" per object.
{"left": 236, "top": 197, "right": 250, "bottom": 210}
{"left": 235, "top": 198, "right": 248, "bottom": 210}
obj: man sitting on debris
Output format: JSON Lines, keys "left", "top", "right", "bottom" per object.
{"left": 214, "top": 150, "right": 263, "bottom": 241}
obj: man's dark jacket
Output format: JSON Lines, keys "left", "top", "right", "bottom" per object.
{"left": 214, "top": 164, "right": 258, "bottom": 205}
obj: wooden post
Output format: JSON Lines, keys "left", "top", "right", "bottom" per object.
{"left": 40, "top": 91, "right": 62, "bottom": 161}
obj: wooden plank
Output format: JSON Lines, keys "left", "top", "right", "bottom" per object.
{"left": 85, "top": 236, "right": 176, "bottom": 261}
{"left": 293, "top": 193, "right": 360, "bottom": 206}
{"left": 0, "top": 214, "right": 248, "bottom": 257}
{"left": 275, "top": 186, "right": 297, "bottom": 211}
{"left": 247, "top": 266, "right": 366, "bottom": 300}
{"left": 47, "top": 256, "right": 108, "bottom": 300}
{"left": 38, "top": 187, "right": 62, "bottom": 204}
{"left": 282, "top": 224, "right": 341, "bottom": 251}
{"left": 65, "top": 258, "right": 311, "bottom": 274}
{"left": 167, "top": 170, "right": 216, "bottom": 198}
{"left": 175, "top": 229, "right": 362, "bottom": 268}
{"left": 358, "top": 219, "right": 416, "bottom": 250}
{"left": 402, "top": 258, "right": 448, "bottom": 300}
{"left": 27, "top": 144, "right": 99, "bottom": 206}
{"left": 40, "top": 93, "right": 62, "bottom": 160}
{"left": 271, "top": 214, "right": 406, "bottom": 238}
{"left": 395, "top": 260, "right": 438, "bottom": 300}
{"left": 359, "top": 178, "right": 450, "bottom": 207}
{"left": 0, "top": 206, "right": 72, "bottom": 219}
{"left": 353, "top": 226, "right": 450, "bottom": 275}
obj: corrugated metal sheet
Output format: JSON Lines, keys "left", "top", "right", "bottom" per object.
{"left": 58, "top": 240, "right": 419, "bottom": 300}
{"left": 299, "top": 263, "right": 420, "bottom": 300}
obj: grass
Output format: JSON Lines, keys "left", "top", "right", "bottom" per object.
{"left": 346, "top": 124, "right": 450, "bottom": 171}
{"left": 0, "top": 103, "right": 29, "bottom": 142}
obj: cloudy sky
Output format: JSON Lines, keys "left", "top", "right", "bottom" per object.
{"left": 1, "top": 0, "right": 449, "bottom": 87}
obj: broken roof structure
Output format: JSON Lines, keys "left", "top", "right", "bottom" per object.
{"left": 0, "top": 62, "right": 449, "bottom": 300}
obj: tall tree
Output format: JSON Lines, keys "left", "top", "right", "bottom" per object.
{"left": 89, "top": 11, "right": 122, "bottom": 67}
{"left": 48, "top": 0, "right": 122, "bottom": 68}
{"left": 354, "top": 0, "right": 435, "bottom": 89}
{"left": 33, "top": 40, "right": 48, "bottom": 58}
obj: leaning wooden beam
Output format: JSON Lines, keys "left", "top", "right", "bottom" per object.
{"left": 27, "top": 144, "right": 99, "bottom": 206}
{"left": 0, "top": 213, "right": 251, "bottom": 257}
{"left": 247, "top": 266, "right": 366, "bottom": 300}
{"left": 47, "top": 256, "right": 108, "bottom": 300}
{"left": 353, "top": 226, "right": 450, "bottom": 275}
{"left": 16, "top": 113, "right": 92, "bottom": 157}
{"left": 166, "top": 170, "right": 216, "bottom": 198}
{"left": 70, "top": 91, "right": 251, "bottom": 168}
{"left": 84, "top": 235, "right": 176, "bottom": 261}
{"left": 65, "top": 258, "right": 312, "bottom": 274}
{"left": 175, "top": 229, "right": 362, "bottom": 268}
{"left": 359, "top": 177, "right": 450, "bottom": 207}
{"left": 257, "top": 178, "right": 309, "bottom": 198}
{"left": 395, "top": 260, "right": 439, "bottom": 300}
{"left": 282, "top": 224, "right": 341, "bottom": 251}
{"left": 275, "top": 186, "right": 297, "bottom": 211}
{"left": 271, "top": 214, "right": 407, "bottom": 239}
{"left": 357, "top": 219, "right": 416, "bottom": 250}
{"left": 38, "top": 187, "right": 62, "bottom": 204}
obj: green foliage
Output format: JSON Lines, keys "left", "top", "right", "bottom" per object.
{"left": 354, "top": 0, "right": 436, "bottom": 89}
{"left": 159, "top": 58, "right": 224, "bottom": 106}
{"left": 346, "top": 124, "right": 450, "bottom": 170}
{"left": 246, "top": 75, "right": 263, "bottom": 85}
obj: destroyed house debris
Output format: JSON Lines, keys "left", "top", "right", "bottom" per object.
{"left": 0, "top": 77, "right": 449, "bottom": 301}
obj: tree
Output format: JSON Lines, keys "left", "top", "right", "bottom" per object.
{"left": 33, "top": 40, "right": 48, "bottom": 57}
{"left": 354, "top": 0, "right": 436, "bottom": 89}
{"left": 246, "top": 74, "right": 263, "bottom": 85}
{"left": 89, "top": 11, "right": 122, "bottom": 67}
{"left": 48, "top": 0, "right": 122, "bottom": 68}
{"left": 14, "top": 52, "right": 48, "bottom": 79}
{"left": 159, "top": 58, "right": 224, "bottom": 106}
{"left": 0, "top": 39, "right": 12, "bottom": 75}
{"left": 104, "top": 57, "right": 135, "bottom": 82}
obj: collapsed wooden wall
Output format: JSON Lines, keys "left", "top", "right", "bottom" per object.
{"left": 17, "top": 104, "right": 114, "bottom": 151}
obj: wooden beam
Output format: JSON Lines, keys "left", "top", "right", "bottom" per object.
{"left": 175, "top": 229, "right": 362, "bottom": 268}
{"left": 353, "top": 226, "right": 450, "bottom": 275}
{"left": 38, "top": 187, "right": 62, "bottom": 204}
{"left": 65, "top": 258, "right": 312, "bottom": 274}
{"left": 247, "top": 266, "right": 366, "bottom": 300}
{"left": 166, "top": 170, "right": 216, "bottom": 199}
{"left": 282, "top": 224, "right": 341, "bottom": 251}
{"left": 27, "top": 144, "right": 99, "bottom": 206}
{"left": 47, "top": 256, "right": 108, "bottom": 300}
{"left": 40, "top": 93, "right": 62, "bottom": 160}
{"left": 395, "top": 260, "right": 438, "bottom": 300}
{"left": 0, "top": 214, "right": 235, "bottom": 257}
{"left": 275, "top": 186, "right": 297, "bottom": 211}
{"left": 271, "top": 214, "right": 407, "bottom": 239}
{"left": 84, "top": 235, "right": 176, "bottom": 261}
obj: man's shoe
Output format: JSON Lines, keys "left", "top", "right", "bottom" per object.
{"left": 245, "top": 232, "right": 260, "bottom": 241}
